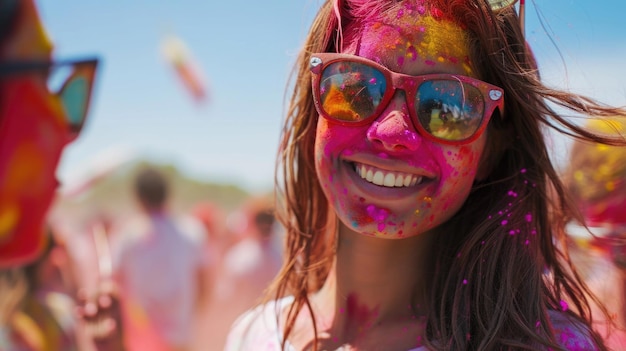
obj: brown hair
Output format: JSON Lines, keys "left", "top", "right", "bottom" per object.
{"left": 134, "top": 168, "right": 169, "bottom": 211}
{"left": 0, "top": 0, "right": 21, "bottom": 50}
{"left": 269, "top": 0, "right": 626, "bottom": 349}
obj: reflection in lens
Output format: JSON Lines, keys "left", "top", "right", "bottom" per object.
{"left": 60, "top": 75, "right": 88, "bottom": 128}
{"left": 319, "top": 61, "right": 386, "bottom": 122}
{"left": 416, "top": 80, "right": 484, "bottom": 141}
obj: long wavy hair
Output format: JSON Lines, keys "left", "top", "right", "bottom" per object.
{"left": 268, "top": 0, "right": 626, "bottom": 349}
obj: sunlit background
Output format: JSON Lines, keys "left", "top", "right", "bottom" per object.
{"left": 22, "top": 2, "right": 626, "bottom": 350}
{"left": 38, "top": 0, "right": 626, "bottom": 193}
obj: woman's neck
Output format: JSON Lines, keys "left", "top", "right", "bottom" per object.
{"left": 313, "top": 224, "right": 433, "bottom": 338}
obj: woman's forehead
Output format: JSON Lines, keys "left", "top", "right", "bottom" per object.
{"left": 347, "top": 10, "right": 474, "bottom": 75}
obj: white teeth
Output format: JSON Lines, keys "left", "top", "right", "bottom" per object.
{"left": 394, "top": 175, "right": 404, "bottom": 187}
{"left": 403, "top": 175, "right": 412, "bottom": 187}
{"left": 383, "top": 173, "right": 395, "bottom": 187}
{"left": 372, "top": 171, "right": 384, "bottom": 186}
{"left": 354, "top": 163, "right": 424, "bottom": 188}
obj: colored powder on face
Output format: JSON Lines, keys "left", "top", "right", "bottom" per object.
{"left": 415, "top": 15, "right": 473, "bottom": 74}
{"left": 361, "top": 13, "right": 473, "bottom": 74}
{"left": 430, "top": 7, "right": 443, "bottom": 20}
{"left": 0, "top": 203, "right": 20, "bottom": 239}
{"left": 407, "top": 45, "right": 418, "bottom": 61}
{"left": 4, "top": 143, "right": 46, "bottom": 191}
{"left": 397, "top": 55, "right": 405, "bottom": 67}
{"left": 560, "top": 300, "right": 569, "bottom": 311}
{"left": 366, "top": 204, "right": 390, "bottom": 231}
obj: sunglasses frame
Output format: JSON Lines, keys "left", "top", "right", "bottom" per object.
{"left": 0, "top": 57, "right": 99, "bottom": 139}
{"left": 310, "top": 52, "right": 505, "bottom": 145}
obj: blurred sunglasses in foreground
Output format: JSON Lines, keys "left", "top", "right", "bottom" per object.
{"left": 310, "top": 53, "right": 504, "bottom": 145}
{"left": 0, "top": 57, "right": 99, "bottom": 140}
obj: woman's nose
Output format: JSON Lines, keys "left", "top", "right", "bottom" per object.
{"left": 366, "top": 91, "right": 421, "bottom": 152}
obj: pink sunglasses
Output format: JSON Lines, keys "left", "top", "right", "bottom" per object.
{"left": 310, "top": 53, "right": 504, "bottom": 145}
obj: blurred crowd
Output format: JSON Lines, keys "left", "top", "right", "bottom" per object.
{"left": 8, "top": 164, "right": 283, "bottom": 351}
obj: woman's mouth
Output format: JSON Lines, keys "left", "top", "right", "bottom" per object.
{"left": 354, "top": 162, "right": 424, "bottom": 188}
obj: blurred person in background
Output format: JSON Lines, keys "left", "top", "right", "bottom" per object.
{"left": 197, "top": 195, "right": 282, "bottom": 351}
{"left": 563, "top": 117, "right": 626, "bottom": 349}
{"left": 18, "top": 229, "right": 81, "bottom": 350}
{"left": 111, "top": 167, "right": 210, "bottom": 351}
{"left": 0, "top": 0, "right": 123, "bottom": 350}
{"left": 190, "top": 201, "right": 229, "bottom": 269}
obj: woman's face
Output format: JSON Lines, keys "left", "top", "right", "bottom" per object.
{"left": 314, "top": 7, "right": 489, "bottom": 238}
{"left": 0, "top": 0, "right": 70, "bottom": 266}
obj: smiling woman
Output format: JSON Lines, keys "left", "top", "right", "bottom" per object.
{"left": 222, "top": 0, "right": 626, "bottom": 350}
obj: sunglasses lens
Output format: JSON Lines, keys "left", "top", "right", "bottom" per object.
{"left": 59, "top": 71, "right": 92, "bottom": 135}
{"left": 320, "top": 61, "right": 386, "bottom": 122}
{"left": 416, "top": 80, "right": 485, "bottom": 141}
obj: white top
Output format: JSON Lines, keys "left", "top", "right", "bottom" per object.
{"left": 225, "top": 297, "right": 597, "bottom": 351}
{"left": 224, "top": 296, "right": 427, "bottom": 351}
{"left": 112, "top": 213, "right": 208, "bottom": 346}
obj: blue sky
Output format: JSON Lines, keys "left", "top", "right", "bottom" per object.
{"left": 38, "top": 0, "right": 626, "bottom": 193}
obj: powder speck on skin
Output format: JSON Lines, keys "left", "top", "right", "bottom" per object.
{"left": 366, "top": 204, "right": 390, "bottom": 232}
{"left": 397, "top": 55, "right": 405, "bottom": 67}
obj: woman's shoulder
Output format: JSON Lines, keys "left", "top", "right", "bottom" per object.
{"left": 548, "top": 310, "right": 598, "bottom": 351}
{"left": 224, "top": 296, "right": 294, "bottom": 351}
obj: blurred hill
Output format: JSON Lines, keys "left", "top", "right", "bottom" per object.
{"left": 51, "top": 158, "right": 253, "bottom": 226}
